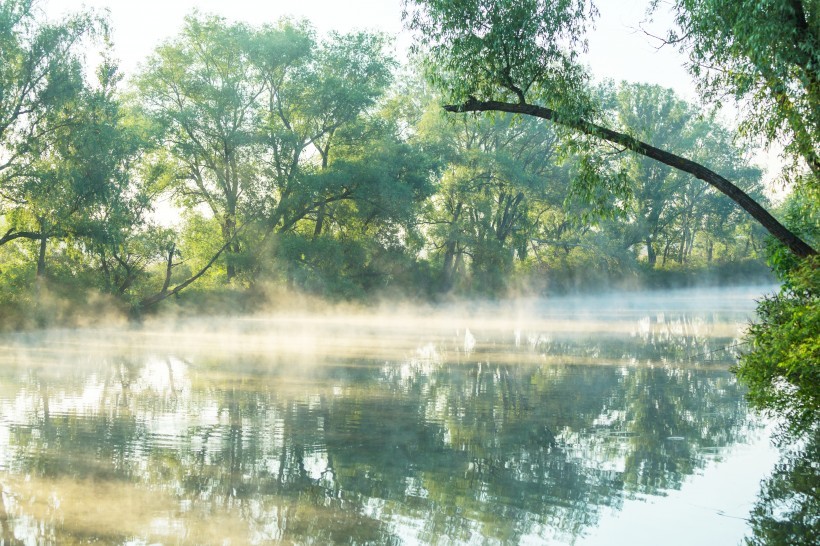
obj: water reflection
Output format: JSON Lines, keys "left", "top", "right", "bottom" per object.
{"left": 745, "top": 433, "right": 820, "bottom": 546}
{"left": 0, "top": 292, "right": 769, "bottom": 544}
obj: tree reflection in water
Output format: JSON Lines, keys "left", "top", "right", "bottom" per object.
{"left": 745, "top": 433, "right": 820, "bottom": 546}
{"left": 0, "top": 308, "right": 768, "bottom": 544}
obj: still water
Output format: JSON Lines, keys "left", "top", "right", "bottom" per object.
{"left": 0, "top": 287, "right": 780, "bottom": 545}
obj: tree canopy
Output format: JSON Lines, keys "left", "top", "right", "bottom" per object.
{"left": 658, "top": 0, "right": 819, "bottom": 178}
{"left": 403, "top": 0, "right": 816, "bottom": 259}
{"left": 0, "top": 0, "right": 803, "bottom": 326}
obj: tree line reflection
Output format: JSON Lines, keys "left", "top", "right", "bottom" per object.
{"left": 0, "top": 329, "right": 758, "bottom": 545}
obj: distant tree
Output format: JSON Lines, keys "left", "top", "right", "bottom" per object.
{"left": 417, "top": 102, "right": 564, "bottom": 293}
{"left": 610, "top": 82, "right": 764, "bottom": 266}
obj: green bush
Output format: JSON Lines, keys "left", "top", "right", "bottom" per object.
{"left": 735, "top": 255, "right": 819, "bottom": 438}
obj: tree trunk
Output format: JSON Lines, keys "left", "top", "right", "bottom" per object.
{"left": 314, "top": 203, "right": 325, "bottom": 239}
{"left": 646, "top": 238, "right": 657, "bottom": 267}
{"left": 37, "top": 233, "right": 47, "bottom": 278}
{"left": 441, "top": 241, "right": 457, "bottom": 291}
{"left": 223, "top": 214, "right": 238, "bottom": 283}
{"left": 443, "top": 98, "right": 816, "bottom": 259}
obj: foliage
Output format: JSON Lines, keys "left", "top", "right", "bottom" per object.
{"left": 0, "top": 2, "right": 787, "bottom": 325}
{"left": 0, "top": 0, "right": 101, "bottom": 157}
{"left": 136, "top": 15, "right": 397, "bottom": 283}
{"left": 766, "top": 184, "right": 820, "bottom": 277}
{"left": 659, "top": 0, "right": 819, "bottom": 177}
{"left": 606, "top": 82, "right": 766, "bottom": 267}
{"left": 404, "top": 0, "right": 815, "bottom": 260}
{"left": 736, "top": 255, "right": 820, "bottom": 438}
{"left": 416, "top": 100, "right": 568, "bottom": 294}
{"left": 403, "top": 0, "right": 596, "bottom": 111}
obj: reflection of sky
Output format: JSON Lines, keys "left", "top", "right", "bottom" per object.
{"left": 575, "top": 425, "right": 780, "bottom": 546}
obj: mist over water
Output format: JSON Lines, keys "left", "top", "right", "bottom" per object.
{"left": 0, "top": 286, "right": 778, "bottom": 545}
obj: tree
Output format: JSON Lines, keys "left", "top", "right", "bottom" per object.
{"left": 250, "top": 24, "right": 396, "bottom": 241}
{"left": 417, "top": 101, "right": 565, "bottom": 293}
{"left": 658, "top": 0, "right": 819, "bottom": 179}
{"left": 0, "top": 0, "right": 100, "bottom": 256}
{"left": 0, "top": 0, "right": 99, "bottom": 172}
{"left": 609, "top": 82, "right": 765, "bottom": 267}
{"left": 136, "top": 15, "right": 263, "bottom": 283}
{"left": 0, "top": 6, "right": 147, "bottom": 285}
{"left": 137, "top": 15, "right": 396, "bottom": 283}
{"left": 402, "top": 0, "right": 816, "bottom": 258}
{"left": 735, "top": 255, "right": 819, "bottom": 438}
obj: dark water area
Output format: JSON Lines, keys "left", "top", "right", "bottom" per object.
{"left": 0, "top": 287, "right": 787, "bottom": 545}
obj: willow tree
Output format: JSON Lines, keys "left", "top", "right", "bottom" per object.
{"left": 136, "top": 15, "right": 263, "bottom": 282}
{"left": 416, "top": 102, "right": 565, "bottom": 293}
{"left": 250, "top": 25, "right": 395, "bottom": 240}
{"left": 402, "top": 0, "right": 816, "bottom": 258}
{"left": 610, "top": 82, "right": 765, "bottom": 266}
{"left": 0, "top": 0, "right": 100, "bottom": 249}
{"left": 659, "top": 0, "right": 819, "bottom": 180}
{"left": 137, "top": 15, "right": 396, "bottom": 283}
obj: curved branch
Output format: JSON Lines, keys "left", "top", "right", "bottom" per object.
{"left": 0, "top": 229, "right": 41, "bottom": 246}
{"left": 444, "top": 97, "right": 816, "bottom": 259}
{"left": 136, "top": 224, "right": 246, "bottom": 311}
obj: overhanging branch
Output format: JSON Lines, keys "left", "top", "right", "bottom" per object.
{"left": 444, "top": 97, "right": 816, "bottom": 258}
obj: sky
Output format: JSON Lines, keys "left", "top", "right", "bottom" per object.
{"left": 43, "top": 0, "right": 696, "bottom": 98}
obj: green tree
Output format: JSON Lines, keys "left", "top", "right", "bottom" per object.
{"left": 735, "top": 255, "right": 819, "bottom": 438}
{"left": 418, "top": 103, "right": 565, "bottom": 294}
{"left": 0, "top": 0, "right": 100, "bottom": 252}
{"left": 402, "top": 0, "right": 816, "bottom": 258}
{"left": 251, "top": 24, "right": 395, "bottom": 240}
{"left": 137, "top": 15, "right": 396, "bottom": 285}
{"left": 0, "top": 0, "right": 98, "bottom": 172}
{"left": 610, "top": 82, "right": 765, "bottom": 267}
{"left": 267, "top": 116, "right": 435, "bottom": 298}
{"left": 659, "top": 0, "right": 819, "bottom": 179}
{"left": 136, "top": 15, "right": 262, "bottom": 283}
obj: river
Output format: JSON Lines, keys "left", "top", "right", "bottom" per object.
{"left": 0, "top": 286, "right": 784, "bottom": 545}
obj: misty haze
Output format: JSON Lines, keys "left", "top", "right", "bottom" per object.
{"left": 0, "top": 287, "right": 780, "bottom": 544}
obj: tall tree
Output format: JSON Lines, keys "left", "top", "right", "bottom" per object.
{"left": 251, "top": 24, "right": 395, "bottom": 240}
{"left": 136, "top": 15, "right": 262, "bottom": 282}
{"left": 418, "top": 103, "right": 564, "bottom": 293}
{"left": 610, "top": 82, "right": 764, "bottom": 266}
{"left": 0, "top": 9, "right": 141, "bottom": 281}
{"left": 137, "top": 15, "right": 396, "bottom": 283}
{"left": 0, "top": 0, "right": 100, "bottom": 251}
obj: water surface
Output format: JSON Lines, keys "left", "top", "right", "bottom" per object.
{"left": 0, "top": 287, "right": 778, "bottom": 545}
